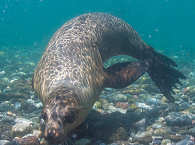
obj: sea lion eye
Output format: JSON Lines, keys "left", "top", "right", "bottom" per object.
{"left": 41, "top": 112, "right": 47, "bottom": 121}
{"left": 63, "top": 109, "right": 76, "bottom": 123}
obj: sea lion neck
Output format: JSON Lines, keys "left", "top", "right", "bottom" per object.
{"left": 47, "top": 87, "right": 72, "bottom": 102}
{"left": 49, "top": 86, "right": 73, "bottom": 98}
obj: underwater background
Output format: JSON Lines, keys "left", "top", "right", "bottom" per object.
{"left": 0, "top": 0, "right": 195, "bottom": 145}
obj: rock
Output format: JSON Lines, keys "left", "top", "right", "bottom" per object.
{"left": 175, "top": 136, "right": 195, "bottom": 145}
{"left": 14, "top": 102, "right": 21, "bottom": 110}
{"left": 177, "top": 101, "right": 190, "bottom": 111}
{"left": 0, "top": 101, "right": 14, "bottom": 112}
{"left": 188, "top": 127, "right": 195, "bottom": 136}
{"left": 0, "top": 140, "right": 10, "bottom": 145}
{"left": 145, "top": 97, "right": 161, "bottom": 105}
{"left": 169, "top": 134, "right": 185, "bottom": 142}
{"left": 107, "top": 104, "right": 127, "bottom": 114}
{"left": 20, "top": 101, "right": 37, "bottom": 113}
{"left": 133, "top": 118, "right": 146, "bottom": 131}
{"left": 153, "top": 127, "right": 171, "bottom": 137}
{"left": 134, "top": 130, "right": 152, "bottom": 144}
{"left": 161, "top": 139, "right": 172, "bottom": 145}
{"left": 93, "top": 101, "right": 103, "bottom": 109}
{"left": 0, "top": 71, "right": 5, "bottom": 75}
{"left": 108, "top": 127, "right": 129, "bottom": 142}
{"left": 0, "top": 112, "right": 15, "bottom": 123}
{"left": 151, "top": 123, "right": 162, "bottom": 129}
{"left": 11, "top": 118, "right": 33, "bottom": 137}
{"left": 165, "top": 112, "right": 192, "bottom": 126}
{"left": 151, "top": 136, "right": 163, "bottom": 145}
{"left": 183, "top": 86, "right": 195, "bottom": 97}
{"left": 115, "top": 102, "right": 128, "bottom": 109}
{"left": 110, "top": 94, "right": 128, "bottom": 102}
{"left": 136, "top": 102, "right": 152, "bottom": 110}
{"left": 75, "top": 138, "right": 91, "bottom": 145}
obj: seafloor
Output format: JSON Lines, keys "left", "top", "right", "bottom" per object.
{"left": 0, "top": 47, "right": 195, "bottom": 145}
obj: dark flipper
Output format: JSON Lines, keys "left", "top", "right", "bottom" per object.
{"left": 147, "top": 49, "right": 186, "bottom": 102}
{"left": 103, "top": 61, "right": 149, "bottom": 89}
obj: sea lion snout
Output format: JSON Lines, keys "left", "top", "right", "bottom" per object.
{"left": 40, "top": 96, "right": 79, "bottom": 143}
{"left": 42, "top": 110, "right": 65, "bottom": 143}
{"left": 44, "top": 126, "right": 65, "bottom": 144}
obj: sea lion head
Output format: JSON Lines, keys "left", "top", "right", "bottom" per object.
{"left": 40, "top": 90, "right": 79, "bottom": 144}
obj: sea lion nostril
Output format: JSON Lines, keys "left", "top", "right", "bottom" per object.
{"left": 47, "top": 128, "right": 57, "bottom": 139}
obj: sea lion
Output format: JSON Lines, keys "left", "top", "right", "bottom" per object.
{"left": 32, "top": 12, "right": 185, "bottom": 144}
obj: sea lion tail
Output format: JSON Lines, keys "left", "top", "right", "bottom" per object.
{"left": 146, "top": 49, "right": 186, "bottom": 102}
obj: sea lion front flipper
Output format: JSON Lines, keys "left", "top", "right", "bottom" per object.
{"left": 103, "top": 61, "right": 149, "bottom": 89}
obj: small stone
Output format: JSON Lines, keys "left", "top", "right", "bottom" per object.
{"left": 161, "top": 139, "right": 172, "bottom": 145}
{"left": 151, "top": 123, "right": 162, "bottom": 129}
{"left": 11, "top": 118, "right": 33, "bottom": 137}
{"left": 0, "top": 140, "right": 9, "bottom": 145}
{"left": 109, "top": 127, "right": 129, "bottom": 142}
{"left": 115, "top": 102, "right": 128, "bottom": 109}
{"left": 189, "top": 127, "right": 195, "bottom": 136}
{"left": 175, "top": 136, "right": 195, "bottom": 145}
{"left": 75, "top": 138, "right": 91, "bottom": 145}
{"left": 169, "top": 134, "right": 185, "bottom": 142}
{"left": 183, "top": 85, "right": 195, "bottom": 97}
{"left": 93, "top": 101, "right": 102, "bottom": 109}
{"left": 98, "top": 143, "right": 106, "bottom": 145}
{"left": 133, "top": 118, "right": 146, "bottom": 130}
{"left": 0, "top": 101, "right": 14, "bottom": 112}
{"left": 7, "top": 111, "right": 16, "bottom": 117}
{"left": 153, "top": 127, "right": 170, "bottom": 137}
{"left": 112, "top": 94, "right": 128, "bottom": 102}
{"left": 14, "top": 101, "right": 21, "bottom": 110}
{"left": 134, "top": 130, "right": 152, "bottom": 144}
{"left": 152, "top": 136, "right": 163, "bottom": 145}
{"left": 165, "top": 112, "right": 192, "bottom": 126}
{"left": 136, "top": 102, "right": 152, "bottom": 110}
{"left": 34, "top": 102, "right": 43, "bottom": 108}
{"left": 32, "top": 130, "right": 42, "bottom": 138}
{"left": 0, "top": 71, "right": 5, "bottom": 75}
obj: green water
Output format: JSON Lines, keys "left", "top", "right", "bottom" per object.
{"left": 0, "top": 0, "right": 195, "bottom": 58}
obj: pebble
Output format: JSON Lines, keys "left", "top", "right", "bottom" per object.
{"left": 75, "top": 138, "right": 91, "bottom": 145}
{"left": 14, "top": 102, "right": 21, "bottom": 110}
{"left": 107, "top": 104, "right": 127, "bottom": 114}
{"left": 133, "top": 118, "right": 146, "bottom": 131}
{"left": 161, "top": 139, "right": 172, "bottom": 145}
{"left": 189, "top": 127, "right": 195, "bottom": 136}
{"left": 136, "top": 102, "right": 152, "bottom": 110}
{"left": 134, "top": 130, "right": 152, "bottom": 144}
{"left": 11, "top": 118, "right": 33, "bottom": 137}
{"left": 175, "top": 136, "right": 195, "bottom": 145}
{"left": 0, "top": 140, "right": 9, "bottom": 145}
{"left": 151, "top": 123, "right": 162, "bottom": 129}
{"left": 0, "top": 101, "right": 14, "bottom": 112}
{"left": 0, "top": 71, "right": 5, "bottom": 75}
{"left": 151, "top": 136, "right": 163, "bottom": 145}
{"left": 0, "top": 112, "right": 15, "bottom": 123}
{"left": 109, "top": 93, "right": 128, "bottom": 102}
{"left": 165, "top": 112, "right": 192, "bottom": 126}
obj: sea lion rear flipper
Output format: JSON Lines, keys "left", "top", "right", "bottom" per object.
{"left": 146, "top": 49, "right": 186, "bottom": 102}
{"left": 103, "top": 61, "right": 149, "bottom": 89}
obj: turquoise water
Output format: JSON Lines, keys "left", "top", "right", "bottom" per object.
{"left": 0, "top": 0, "right": 195, "bottom": 58}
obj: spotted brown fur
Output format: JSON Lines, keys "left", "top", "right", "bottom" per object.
{"left": 32, "top": 12, "right": 185, "bottom": 144}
